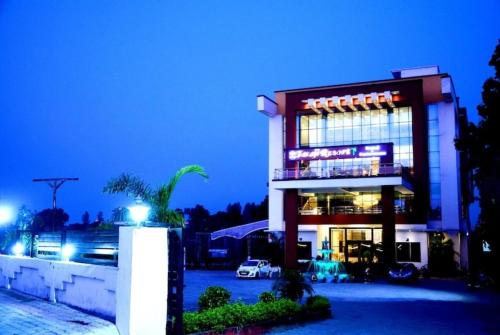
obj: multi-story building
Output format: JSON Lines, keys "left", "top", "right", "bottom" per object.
{"left": 257, "top": 66, "right": 470, "bottom": 269}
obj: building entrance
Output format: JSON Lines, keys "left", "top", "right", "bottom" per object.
{"left": 329, "top": 226, "right": 382, "bottom": 263}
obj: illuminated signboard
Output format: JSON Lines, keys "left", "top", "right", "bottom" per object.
{"left": 287, "top": 143, "right": 391, "bottom": 161}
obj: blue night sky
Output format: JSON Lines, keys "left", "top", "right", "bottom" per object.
{"left": 0, "top": 1, "right": 499, "bottom": 223}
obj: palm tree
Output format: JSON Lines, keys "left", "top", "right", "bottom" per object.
{"left": 103, "top": 165, "right": 208, "bottom": 227}
{"left": 272, "top": 269, "right": 314, "bottom": 302}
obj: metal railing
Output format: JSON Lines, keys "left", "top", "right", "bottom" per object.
{"left": 274, "top": 163, "right": 411, "bottom": 181}
{"left": 298, "top": 205, "right": 411, "bottom": 216}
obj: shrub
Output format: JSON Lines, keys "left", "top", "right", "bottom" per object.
{"left": 429, "top": 233, "right": 458, "bottom": 277}
{"left": 184, "top": 299, "right": 301, "bottom": 334}
{"left": 258, "top": 291, "right": 276, "bottom": 303}
{"left": 197, "top": 286, "right": 231, "bottom": 311}
{"left": 303, "top": 295, "right": 331, "bottom": 317}
{"left": 272, "top": 269, "right": 314, "bottom": 301}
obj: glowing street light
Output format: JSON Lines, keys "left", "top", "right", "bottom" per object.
{"left": 128, "top": 198, "right": 150, "bottom": 227}
{"left": 0, "top": 205, "right": 14, "bottom": 225}
{"left": 12, "top": 242, "right": 25, "bottom": 257}
{"left": 61, "top": 244, "right": 75, "bottom": 262}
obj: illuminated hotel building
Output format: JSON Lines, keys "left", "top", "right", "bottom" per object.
{"left": 257, "top": 66, "right": 470, "bottom": 268}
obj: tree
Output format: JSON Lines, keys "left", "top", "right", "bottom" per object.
{"left": 225, "top": 202, "right": 243, "bottom": 227}
{"left": 185, "top": 204, "right": 211, "bottom": 233}
{"left": 95, "top": 211, "right": 104, "bottom": 224}
{"left": 103, "top": 165, "right": 208, "bottom": 227}
{"left": 111, "top": 207, "right": 129, "bottom": 223}
{"left": 16, "top": 205, "right": 34, "bottom": 230}
{"left": 82, "top": 211, "right": 90, "bottom": 227}
{"left": 34, "top": 208, "right": 69, "bottom": 231}
{"left": 272, "top": 269, "right": 314, "bottom": 302}
{"left": 456, "top": 39, "right": 500, "bottom": 285}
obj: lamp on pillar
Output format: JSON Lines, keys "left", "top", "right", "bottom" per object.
{"left": 128, "top": 197, "right": 150, "bottom": 227}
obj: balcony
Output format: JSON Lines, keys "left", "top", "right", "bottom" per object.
{"left": 274, "top": 163, "right": 410, "bottom": 181}
{"left": 297, "top": 205, "right": 414, "bottom": 225}
{"left": 298, "top": 205, "right": 411, "bottom": 216}
{"left": 271, "top": 163, "right": 414, "bottom": 192}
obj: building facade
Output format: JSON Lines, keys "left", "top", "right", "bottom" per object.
{"left": 258, "top": 66, "right": 470, "bottom": 269}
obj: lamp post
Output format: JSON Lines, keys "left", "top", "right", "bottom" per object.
{"left": 127, "top": 198, "right": 150, "bottom": 227}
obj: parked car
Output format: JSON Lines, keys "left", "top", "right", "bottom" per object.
{"left": 236, "top": 259, "right": 271, "bottom": 279}
{"left": 388, "top": 263, "right": 419, "bottom": 283}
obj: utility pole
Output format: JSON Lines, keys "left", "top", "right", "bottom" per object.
{"left": 33, "top": 177, "right": 79, "bottom": 230}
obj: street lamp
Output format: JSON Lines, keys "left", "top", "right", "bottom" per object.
{"left": 0, "top": 205, "right": 14, "bottom": 225}
{"left": 128, "top": 198, "right": 150, "bottom": 227}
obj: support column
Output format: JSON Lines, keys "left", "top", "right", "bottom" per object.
{"left": 381, "top": 186, "right": 396, "bottom": 265}
{"left": 284, "top": 190, "right": 298, "bottom": 269}
{"left": 116, "top": 227, "right": 168, "bottom": 335}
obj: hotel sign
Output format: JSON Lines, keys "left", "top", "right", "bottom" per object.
{"left": 287, "top": 143, "right": 392, "bottom": 161}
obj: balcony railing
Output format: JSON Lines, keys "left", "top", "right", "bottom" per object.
{"left": 273, "top": 163, "right": 411, "bottom": 181}
{"left": 298, "top": 205, "right": 411, "bottom": 216}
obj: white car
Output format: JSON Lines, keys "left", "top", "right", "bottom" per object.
{"left": 236, "top": 259, "right": 271, "bottom": 279}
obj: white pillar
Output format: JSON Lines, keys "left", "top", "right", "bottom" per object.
{"left": 116, "top": 227, "right": 168, "bottom": 335}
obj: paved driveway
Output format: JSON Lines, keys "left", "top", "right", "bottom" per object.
{"left": 185, "top": 270, "right": 500, "bottom": 334}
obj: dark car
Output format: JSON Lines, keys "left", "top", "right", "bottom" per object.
{"left": 388, "top": 263, "right": 419, "bottom": 283}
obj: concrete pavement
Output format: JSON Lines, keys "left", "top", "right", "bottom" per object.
{"left": 0, "top": 288, "right": 118, "bottom": 335}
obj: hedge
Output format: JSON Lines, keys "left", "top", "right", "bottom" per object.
{"left": 184, "top": 299, "right": 301, "bottom": 334}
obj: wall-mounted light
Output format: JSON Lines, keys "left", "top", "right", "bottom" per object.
{"left": 384, "top": 91, "right": 396, "bottom": 108}
{"left": 0, "top": 206, "right": 14, "bottom": 225}
{"left": 320, "top": 97, "right": 333, "bottom": 113}
{"left": 345, "top": 95, "right": 357, "bottom": 112}
{"left": 357, "top": 94, "right": 369, "bottom": 111}
{"left": 12, "top": 242, "right": 24, "bottom": 257}
{"left": 332, "top": 96, "right": 345, "bottom": 112}
{"left": 61, "top": 244, "right": 75, "bottom": 262}
{"left": 370, "top": 92, "right": 383, "bottom": 109}
{"left": 307, "top": 98, "right": 321, "bottom": 114}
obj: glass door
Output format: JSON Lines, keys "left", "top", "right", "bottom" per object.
{"left": 329, "top": 229, "right": 345, "bottom": 261}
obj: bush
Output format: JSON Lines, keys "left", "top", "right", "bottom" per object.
{"left": 272, "top": 269, "right": 314, "bottom": 301}
{"left": 197, "top": 286, "right": 231, "bottom": 311}
{"left": 429, "top": 233, "right": 458, "bottom": 277}
{"left": 184, "top": 299, "right": 301, "bottom": 334}
{"left": 303, "top": 295, "right": 331, "bottom": 317}
{"left": 258, "top": 291, "right": 276, "bottom": 303}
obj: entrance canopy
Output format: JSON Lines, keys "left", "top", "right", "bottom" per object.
{"left": 210, "top": 220, "right": 268, "bottom": 240}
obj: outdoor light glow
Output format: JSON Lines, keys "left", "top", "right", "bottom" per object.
{"left": 0, "top": 206, "right": 14, "bottom": 224}
{"left": 128, "top": 204, "right": 150, "bottom": 225}
{"left": 61, "top": 244, "right": 75, "bottom": 261}
{"left": 12, "top": 242, "right": 24, "bottom": 257}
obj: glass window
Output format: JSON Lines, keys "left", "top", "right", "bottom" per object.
{"left": 373, "top": 229, "right": 382, "bottom": 244}
{"left": 429, "top": 136, "right": 439, "bottom": 152}
{"left": 297, "top": 106, "right": 413, "bottom": 168}
{"left": 353, "top": 111, "right": 361, "bottom": 126}
{"left": 347, "top": 229, "right": 372, "bottom": 241}
{"left": 396, "top": 242, "right": 421, "bottom": 262}
{"left": 428, "top": 120, "right": 439, "bottom": 136}
{"left": 429, "top": 152, "right": 440, "bottom": 167}
{"left": 430, "top": 167, "right": 441, "bottom": 183}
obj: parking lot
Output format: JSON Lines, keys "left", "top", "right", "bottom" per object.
{"left": 185, "top": 270, "right": 500, "bottom": 334}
